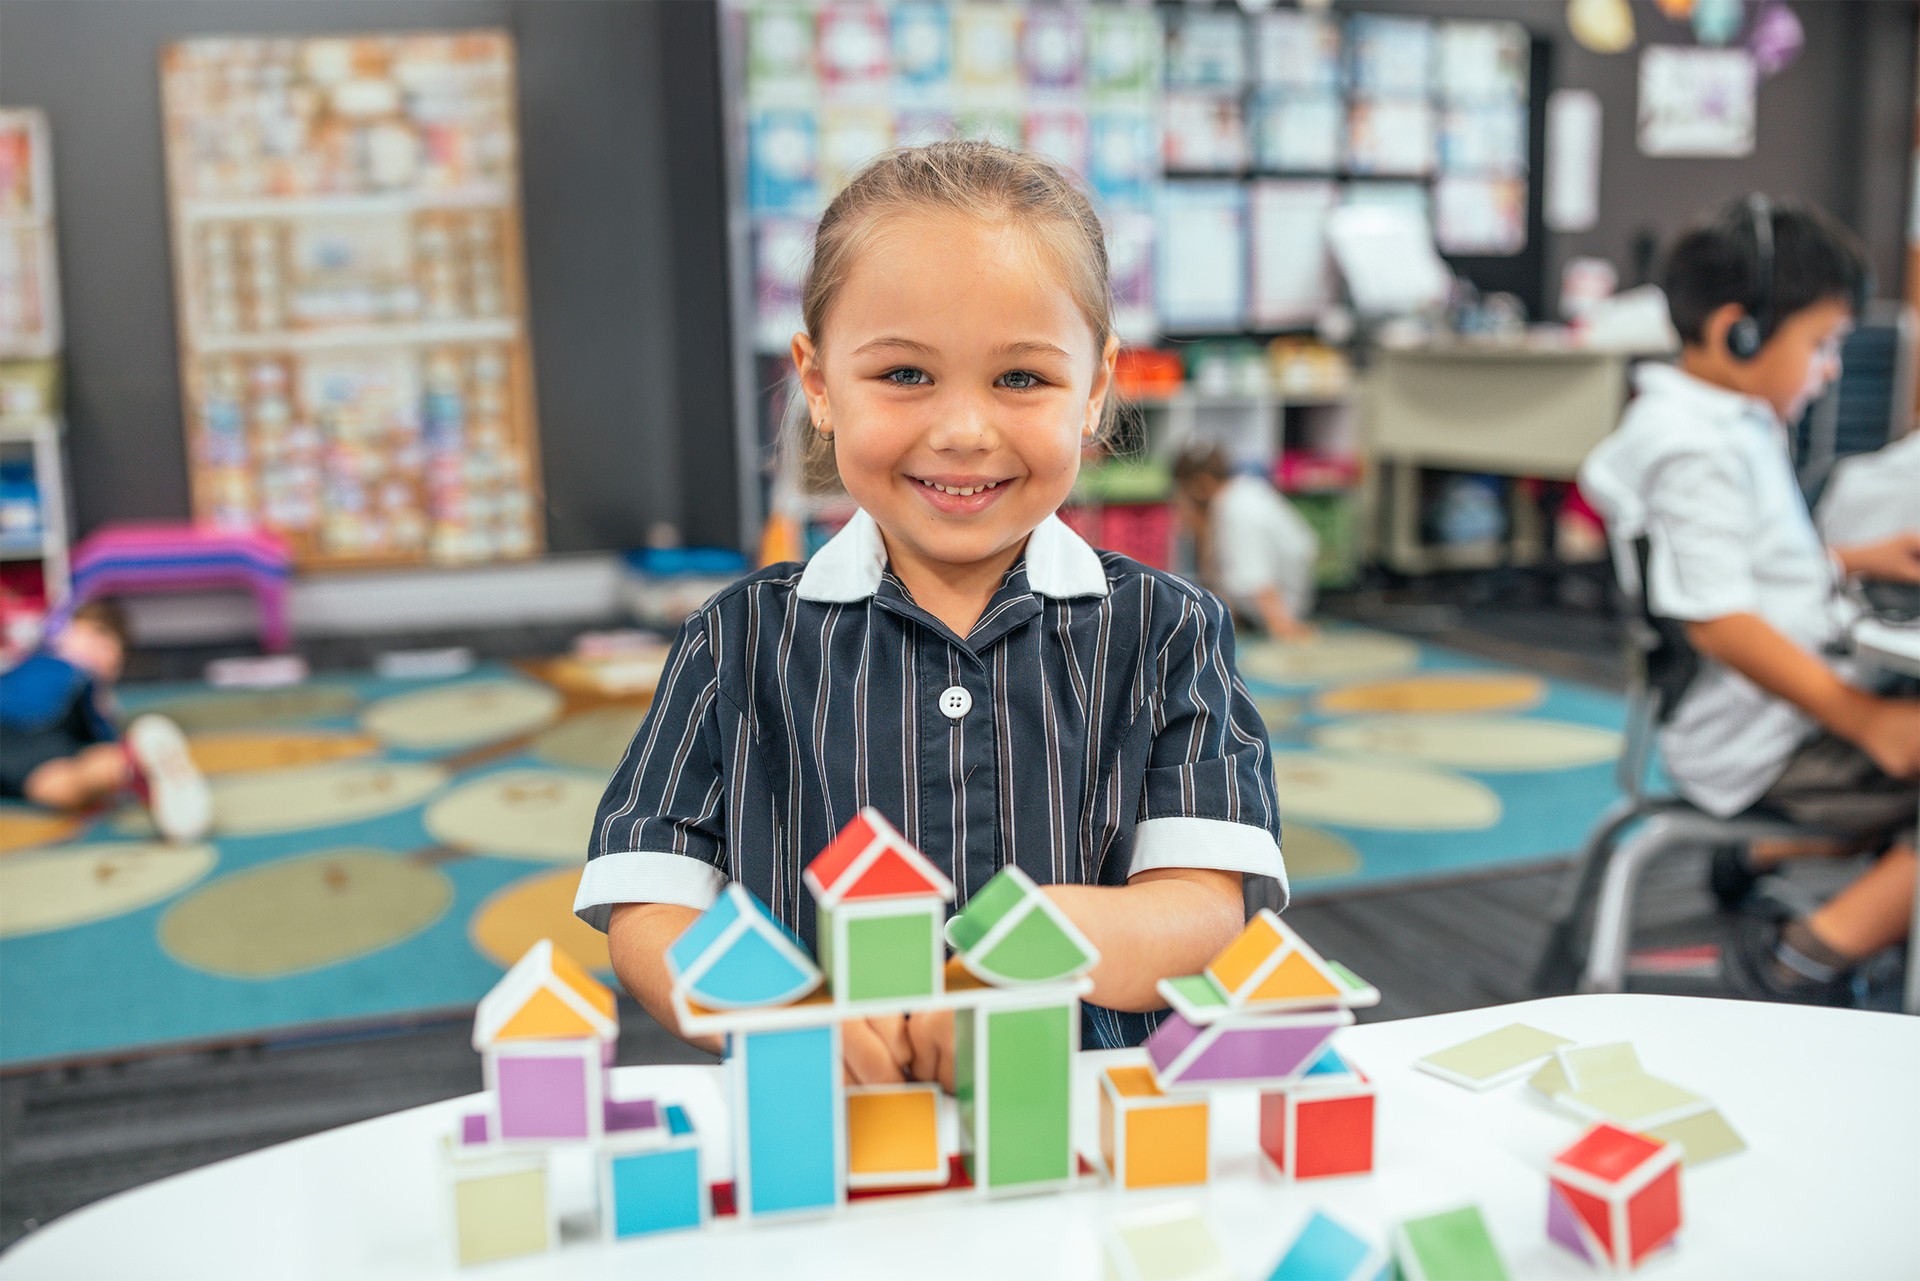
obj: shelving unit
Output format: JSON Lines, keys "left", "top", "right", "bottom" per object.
{"left": 159, "top": 32, "right": 544, "bottom": 571}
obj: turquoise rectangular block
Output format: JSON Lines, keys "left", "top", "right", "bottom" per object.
{"left": 609, "top": 1145, "right": 702, "bottom": 1238}
{"left": 740, "top": 1025, "right": 840, "bottom": 1216}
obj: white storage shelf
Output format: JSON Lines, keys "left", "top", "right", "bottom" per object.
{"left": 0, "top": 411, "right": 71, "bottom": 599}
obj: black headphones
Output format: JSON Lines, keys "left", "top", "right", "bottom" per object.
{"left": 1726, "top": 193, "right": 1774, "bottom": 361}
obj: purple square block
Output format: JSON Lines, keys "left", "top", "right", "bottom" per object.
{"left": 605, "top": 1098, "right": 660, "bottom": 1134}
{"left": 498, "top": 1054, "right": 591, "bottom": 1140}
{"left": 1173, "top": 1021, "right": 1340, "bottom": 1085}
{"left": 460, "top": 1112, "right": 492, "bottom": 1146}
{"left": 1548, "top": 1185, "right": 1597, "bottom": 1262}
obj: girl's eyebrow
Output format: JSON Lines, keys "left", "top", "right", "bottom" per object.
{"left": 851, "top": 336, "right": 1071, "bottom": 361}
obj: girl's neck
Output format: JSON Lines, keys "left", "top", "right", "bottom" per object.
{"left": 878, "top": 529, "right": 1030, "bottom": 640}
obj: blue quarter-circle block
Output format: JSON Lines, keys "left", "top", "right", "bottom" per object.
{"left": 686, "top": 925, "right": 816, "bottom": 1007}
{"left": 609, "top": 1144, "right": 702, "bottom": 1238}
{"left": 1269, "top": 1211, "right": 1372, "bottom": 1281}
{"left": 667, "top": 886, "right": 744, "bottom": 977}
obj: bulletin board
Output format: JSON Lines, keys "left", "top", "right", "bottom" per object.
{"left": 0, "top": 109, "right": 61, "bottom": 360}
{"left": 159, "top": 32, "right": 544, "bottom": 570}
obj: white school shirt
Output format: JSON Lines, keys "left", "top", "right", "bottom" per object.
{"left": 1209, "top": 474, "right": 1320, "bottom": 622}
{"left": 1580, "top": 363, "right": 1864, "bottom": 817}
{"left": 1816, "top": 431, "right": 1920, "bottom": 546}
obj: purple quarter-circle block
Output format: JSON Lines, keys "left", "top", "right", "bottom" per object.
{"left": 1548, "top": 1185, "right": 1597, "bottom": 1262}
{"left": 605, "top": 1098, "right": 661, "bottom": 1134}
{"left": 497, "top": 1054, "right": 591, "bottom": 1140}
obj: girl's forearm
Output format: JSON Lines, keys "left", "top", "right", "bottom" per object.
{"left": 1043, "top": 868, "right": 1246, "bottom": 1011}
{"left": 607, "top": 901, "right": 724, "bottom": 1055}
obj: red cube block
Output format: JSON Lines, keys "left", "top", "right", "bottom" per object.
{"left": 1258, "top": 1060, "right": 1374, "bottom": 1180}
{"left": 1548, "top": 1122, "right": 1682, "bottom": 1271}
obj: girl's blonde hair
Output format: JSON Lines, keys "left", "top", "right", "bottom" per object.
{"left": 782, "top": 140, "right": 1120, "bottom": 496}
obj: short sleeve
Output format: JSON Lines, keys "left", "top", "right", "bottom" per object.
{"left": 1130, "top": 590, "right": 1287, "bottom": 899}
{"left": 1642, "top": 448, "right": 1761, "bottom": 621}
{"left": 573, "top": 614, "right": 731, "bottom": 933}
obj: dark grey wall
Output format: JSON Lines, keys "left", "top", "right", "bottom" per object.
{"left": 0, "top": 0, "right": 737, "bottom": 552}
{"left": 1357, "top": 0, "right": 1915, "bottom": 310}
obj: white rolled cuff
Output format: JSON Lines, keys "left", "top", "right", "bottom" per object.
{"left": 1127, "top": 816, "right": 1288, "bottom": 906}
{"left": 573, "top": 849, "right": 729, "bottom": 933}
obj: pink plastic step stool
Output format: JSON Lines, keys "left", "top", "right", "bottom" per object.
{"left": 53, "top": 523, "right": 293, "bottom": 652}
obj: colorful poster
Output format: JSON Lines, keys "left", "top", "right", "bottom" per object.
{"left": 1346, "top": 14, "right": 1432, "bottom": 98}
{"left": 1435, "top": 176, "right": 1526, "bottom": 256}
{"left": 748, "top": 108, "right": 818, "bottom": 212}
{"left": 1089, "top": 112, "right": 1158, "bottom": 209}
{"left": 891, "top": 2, "right": 951, "bottom": 105}
{"left": 1086, "top": 6, "right": 1159, "bottom": 102}
{"left": 1250, "top": 181, "right": 1338, "bottom": 329}
{"left": 746, "top": 4, "right": 816, "bottom": 101}
{"left": 817, "top": 4, "right": 891, "bottom": 102}
{"left": 1253, "top": 93, "right": 1343, "bottom": 173}
{"left": 1025, "top": 110, "right": 1089, "bottom": 181}
{"left": 1255, "top": 10, "right": 1341, "bottom": 93}
{"left": 1439, "top": 105, "right": 1528, "bottom": 176}
{"left": 1164, "top": 93, "right": 1249, "bottom": 173}
{"left": 1107, "top": 209, "right": 1156, "bottom": 344}
{"left": 1637, "top": 47, "right": 1756, "bottom": 157}
{"left": 1156, "top": 181, "right": 1246, "bottom": 331}
{"left": 1436, "top": 21, "right": 1528, "bottom": 103}
{"left": 954, "top": 4, "right": 1022, "bottom": 100}
{"left": 1165, "top": 10, "right": 1248, "bottom": 91}
{"left": 1021, "top": 5, "right": 1082, "bottom": 94}
{"left": 1346, "top": 99, "right": 1435, "bottom": 176}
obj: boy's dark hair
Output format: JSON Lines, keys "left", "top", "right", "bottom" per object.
{"left": 1172, "top": 443, "right": 1232, "bottom": 485}
{"left": 1662, "top": 196, "right": 1870, "bottom": 348}
{"left": 68, "top": 599, "right": 130, "bottom": 647}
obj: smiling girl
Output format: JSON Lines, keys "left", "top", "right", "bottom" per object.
{"left": 579, "top": 141, "right": 1285, "bottom": 1085}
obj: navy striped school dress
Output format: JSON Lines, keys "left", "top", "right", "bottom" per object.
{"left": 577, "top": 509, "right": 1287, "bottom": 1048}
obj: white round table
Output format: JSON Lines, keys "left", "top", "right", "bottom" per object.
{"left": 2, "top": 995, "right": 1914, "bottom": 1280}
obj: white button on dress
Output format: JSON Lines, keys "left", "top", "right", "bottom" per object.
{"left": 939, "top": 686, "right": 973, "bottom": 720}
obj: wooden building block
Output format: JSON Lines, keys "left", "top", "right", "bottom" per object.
{"left": 1393, "top": 1206, "right": 1510, "bottom": 1281}
{"left": 1266, "top": 1210, "right": 1390, "bottom": 1281}
{"left": 1099, "top": 1065, "right": 1210, "bottom": 1190}
{"left": 1548, "top": 1122, "right": 1683, "bottom": 1271}
{"left": 1146, "top": 1006, "right": 1350, "bottom": 1091}
{"left": 599, "top": 1104, "right": 704, "bottom": 1241}
{"left": 729, "top": 1023, "right": 846, "bottom": 1219}
{"left": 819, "top": 896, "right": 945, "bottom": 1004}
{"left": 472, "top": 936, "right": 617, "bottom": 1049}
{"left": 1103, "top": 1202, "right": 1235, "bottom": 1281}
{"left": 846, "top": 1083, "right": 946, "bottom": 1189}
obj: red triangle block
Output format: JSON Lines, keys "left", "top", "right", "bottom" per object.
{"left": 842, "top": 846, "right": 947, "bottom": 900}
{"left": 808, "top": 813, "right": 883, "bottom": 894}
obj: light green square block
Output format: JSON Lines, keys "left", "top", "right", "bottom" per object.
{"left": 845, "top": 911, "right": 935, "bottom": 1001}
{"left": 454, "top": 1168, "right": 547, "bottom": 1266}
{"left": 1399, "top": 1206, "right": 1508, "bottom": 1281}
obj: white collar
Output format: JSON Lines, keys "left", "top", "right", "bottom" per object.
{"left": 796, "top": 508, "right": 1110, "bottom": 603}
{"left": 1633, "top": 362, "right": 1779, "bottom": 429}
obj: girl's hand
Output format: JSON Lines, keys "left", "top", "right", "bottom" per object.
{"left": 904, "top": 1008, "right": 955, "bottom": 1093}
{"left": 842, "top": 1015, "right": 911, "bottom": 1085}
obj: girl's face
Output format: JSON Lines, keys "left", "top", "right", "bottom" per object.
{"left": 793, "top": 211, "right": 1118, "bottom": 597}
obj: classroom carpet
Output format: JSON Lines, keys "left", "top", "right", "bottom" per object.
{"left": 0, "top": 628, "right": 1624, "bottom": 1067}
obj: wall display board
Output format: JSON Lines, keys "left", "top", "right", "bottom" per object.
{"left": 0, "top": 109, "right": 61, "bottom": 359}
{"left": 160, "top": 33, "right": 543, "bottom": 569}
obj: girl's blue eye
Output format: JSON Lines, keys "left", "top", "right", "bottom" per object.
{"left": 883, "top": 368, "right": 930, "bottom": 386}
{"left": 999, "top": 370, "right": 1043, "bottom": 390}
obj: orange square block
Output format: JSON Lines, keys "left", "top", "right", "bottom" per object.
{"left": 1099, "top": 1065, "right": 1210, "bottom": 1190}
{"left": 846, "top": 1083, "right": 945, "bottom": 1189}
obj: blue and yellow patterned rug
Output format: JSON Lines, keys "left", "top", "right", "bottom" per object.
{"left": 0, "top": 629, "right": 1623, "bottom": 1067}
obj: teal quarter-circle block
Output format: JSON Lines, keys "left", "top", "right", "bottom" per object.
{"left": 667, "top": 887, "right": 742, "bottom": 975}
{"left": 609, "top": 1145, "right": 702, "bottom": 1238}
{"left": 844, "top": 912, "right": 937, "bottom": 1001}
{"left": 742, "top": 1025, "right": 839, "bottom": 1215}
{"left": 690, "top": 927, "right": 814, "bottom": 1007}
{"left": 946, "top": 870, "right": 1029, "bottom": 952}
{"left": 975, "top": 905, "right": 1093, "bottom": 983}
{"left": 1269, "top": 1211, "right": 1373, "bottom": 1281}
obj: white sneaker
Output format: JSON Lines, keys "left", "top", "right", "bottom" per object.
{"left": 126, "top": 715, "right": 213, "bottom": 842}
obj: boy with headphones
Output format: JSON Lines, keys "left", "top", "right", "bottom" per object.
{"left": 1581, "top": 196, "right": 1920, "bottom": 1005}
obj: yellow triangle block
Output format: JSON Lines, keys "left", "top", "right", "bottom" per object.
{"left": 549, "top": 944, "right": 616, "bottom": 1021}
{"left": 1207, "top": 914, "right": 1286, "bottom": 995}
{"left": 493, "top": 984, "right": 599, "bottom": 1042}
{"left": 1248, "top": 949, "right": 1343, "bottom": 1003}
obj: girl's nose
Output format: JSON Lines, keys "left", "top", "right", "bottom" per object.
{"left": 929, "top": 395, "right": 996, "bottom": 451}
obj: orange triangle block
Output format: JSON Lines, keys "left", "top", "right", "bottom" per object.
{"left": 550, "top": 945, "right": 617, "bottom": 1022}
{"left": 494, "top": 984, "right": 600, "bottom": 1042}
{"left": 1248, "top": 949, "right": 1343, "bottom": 1004}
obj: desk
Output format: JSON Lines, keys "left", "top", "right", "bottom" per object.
{"left": 1851, "top": 617, "right": 1920, "bottom": 1015}
{"left": 1361, "top": 343, "right": 1640, "bottom": 575}
{"left": 2, "top": 995, "right": 1914, "bottom": 1280}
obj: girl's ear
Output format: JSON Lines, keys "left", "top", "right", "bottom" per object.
{"left": 792, "top": 331, "right": 829, "bottom": 428}
{"left": 1085, "top": 333, "right": 1121, "bottom": 434}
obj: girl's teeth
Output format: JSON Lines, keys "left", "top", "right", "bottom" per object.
{"left": 922, "top": 479, "right": 1001, "bottom": 497}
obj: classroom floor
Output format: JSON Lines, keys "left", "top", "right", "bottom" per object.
{"left": 0, "top": 576, "right": 1884, "bottom": 1252}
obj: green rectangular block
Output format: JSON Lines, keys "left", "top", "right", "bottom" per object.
{"left": 1397, "top": 1206, "right": 1508, "bottom": 1281}
{"left": 984, "top": 1004, "right": 1072, "bottom": 1190}
{"left": 844, "top": 910, "right": 936, "bottom": 1001}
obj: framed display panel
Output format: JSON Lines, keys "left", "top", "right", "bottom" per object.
{"left": 160, "top": 32, "right": 544, "bottom": 569}
{"left": 0, "top": 109, "right": 63, "bottom": 359}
